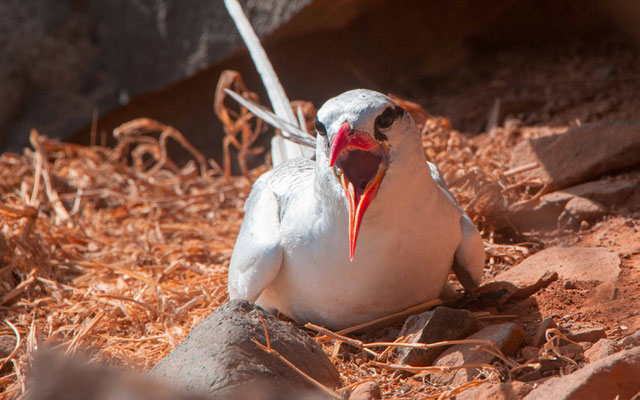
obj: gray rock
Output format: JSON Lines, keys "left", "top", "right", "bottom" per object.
{"left": 452, "top": 381, "right": 534, "bottom": 400}
{"left": 584, "top": 339, "right": 621, "bottom": 362}
{"left": 509, "top": 176, "right": 636, "bottom": 231}
{"left": 566, "top": 327, "right": 607, "bottom": 344}
{"left": 558, "top": 198, "right": 607, "bottom": 229}
{"left": 431, "top": 323, "right": 524, "bottom": 386}
{"left": 0, "top": 335, "right": 17, "bottom": 359}
{"left": 148, "top": 300, "right": 341, "bottom": 397}
{"left": 523, "top": 346, "right": 640, "bottom": 400}
{"left": 509, "top": 121, "right": 640, "bottom": 192}
{"left": 540, "top": 177, "right": 636, "bottom": 208}
{"left": 395, "top": 307, "right": 478, "bottom": 366}
{"left": 476, "top": 271, "right": 558, "bottom": 308}
{"left": 533, "top": 318, "right": 557, "bottom": 347}
{"left": 348, "top": 381, "right": 381, "bottom": 400}
{"left": 27, "top": 351, "right": 210, "bottom": 400}
{"left": 485, "top": 247, "right": 621, "bottom": 288}
{"left": 619, "top": 330, "right": 640, "bottom": 348}
{"left": 0, "top": 0, "right": 315, "bottom": 152}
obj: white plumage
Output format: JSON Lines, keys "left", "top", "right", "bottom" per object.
{"left": 228, "top": 89, "right": 484, "bottom": 330}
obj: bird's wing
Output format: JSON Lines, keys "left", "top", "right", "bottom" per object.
{"left": 227, "top": 175, "right": 284, "bottom": 302}
{"left": 428, "top": 161, "right": 485, "bottom": 291}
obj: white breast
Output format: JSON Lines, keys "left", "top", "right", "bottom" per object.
{"left": 256, "top": 169, "right": 462, "bottom": 330}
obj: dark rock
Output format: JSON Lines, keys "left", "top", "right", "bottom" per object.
{"left": 563, "top": 280, "right": 577, "bottom": 290}
{"left": 584, "top": 339, "right": 621, "bottom": 362}
{"left": 452, "top": 381, "right": 534, "bottom": 400}
{"left": 579, "top": 220, "right": 590, "bottom": 231}
{"left": 475, "top": 272, "right": 558, "bottom": 308}
{"left": 540, "top": 177, "right": 636, "bottom": 208}
{"left": 566, "top": 327, "right": 607, "bottom": 344}
{"left": 431, "top": 323, "right": 525, "bottom": 386}
{"left": 533, "top": 318, "right": 557, "bottom": 347}
{"left": 485, "top": 247, "right": 621, "bottom": 288}
{"left": 148, "top": 300, "right": 341, "bottom": 397}
{"left": 0, "top": 0, "right": 317, "bottom": 152}
{"left": 512, "top": 174, "right": 639, "bottom": 230}
{"left": 523, "top": 347, "right": 640, "bottom": 400}
{"left": 348, "top": 381, "right": 381, "bottom": 400}
{"left": 558, "top": 198, "right": 607, "bottom": 229}
{"left": 0, "top": 335, "right": 17, "bottom": 359}
{"left": 395, "top": 307, "right": 478, "bottom": 366}
{"left": 509, "top": 121, "right": 640, "bottom": 192}
{"left": 558, "top": 343, "right": 585, "bottom": 361}
{"left": 520, "top": 346, "right": 540, "bottom": 361}
{"left": 27, "top": 351, "right": 210, "bottom": 400}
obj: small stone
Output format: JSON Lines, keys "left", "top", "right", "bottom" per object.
{"left": 477, "top": 271, "right": 558, "bottom": 305}
{"left": 563, "top": 280, "right": 577, "bottom": 290}
{"left": 510, "top": 177, "right": 636, "bottom": 232}
{"left": 453, "top": 381, "right": 534, "bottom": 400}
{"left": 619, "top": 330, "right": 640, "bottom": 348}
{"left": 579, "top": 220, "right": 590, "bottom": 231}
{"left": 541, "top": 178, "right": 637, "bottom": 207}
{"left": 521, "top": 346, "right": 540, "bottom": 361}
{"left": 558, "top": 343, "right": 584, "bottom": 361}
{"left": 584, "top": 339, "right": 621, "bottom": 362}
{"left": 431, "top": 323, "right": 525, "bottom": 386}
{"left": 87, "top": 242, "right": 99, "bottom": 252}
{"left": 567, "top": 327, "right": 607, "bottom": 343}
{"left": 348, "top": 381, "right": 381, "bottom": 400}
{"left": 395, "top": 307, "right": 478, "bottom": 366}
{"left": 523, "top": 347, "right": 640, "bottom": 400}
{"left": 562, "top": 197, "right": 607, "bottom": 222}
{"left": 533, "top": 318, "right": 557, "bottom": 347}
{"left": 0, "top": 335, "right": 17, "bottom": 359}
{"left": 148, "top": 300, "right": 341, "bottom": 397}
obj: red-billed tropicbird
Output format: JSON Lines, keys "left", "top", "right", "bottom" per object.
{"left": 227, "top": 89, "right": 485, "bottom": 330}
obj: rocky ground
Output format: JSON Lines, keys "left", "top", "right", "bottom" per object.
{"left": 1, "top": 33, "right": 640, "bottom": 400}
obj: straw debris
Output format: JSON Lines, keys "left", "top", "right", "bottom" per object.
{"left": 0, "top": 78, "right": 542, "bottom": 398}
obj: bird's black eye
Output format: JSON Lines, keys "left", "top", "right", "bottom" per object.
{"left": 375, "top": 107, "right": 396, "bottom": 130}
{"left": 315, "top": 119, "right": 327, "bottom": 136}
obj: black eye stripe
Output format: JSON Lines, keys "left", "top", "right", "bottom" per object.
{"left": 374, "top": 105, "right": 405, "bottom": 141}
{"left": 375, "top": 106, "right": 404, "bottom": 129}
{"left": 315, "top": 119, "right": 327, "bottom": 136}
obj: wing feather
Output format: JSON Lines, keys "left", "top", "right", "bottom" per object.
{"left": 228, "top": 176, "right": 283, "bottom": 301}
{"left": 428, "top": 162, "right": 484, "bottom": 291}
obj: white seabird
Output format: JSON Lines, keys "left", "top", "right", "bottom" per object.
{"left": 228, "top": 89, "right": 484, "bottom": 330}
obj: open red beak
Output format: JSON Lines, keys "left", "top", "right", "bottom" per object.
{"left": 329, "top": 122, "right": 389, "bottom": 261}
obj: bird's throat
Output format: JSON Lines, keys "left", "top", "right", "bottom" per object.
{"left": 329, "top": 123, "right": 390, "bottom": 261}
{"left": 336, "top": 154, "right": 387, "bottom": 261}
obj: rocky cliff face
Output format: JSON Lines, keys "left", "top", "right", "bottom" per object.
{"left": 0, "top": 0, "right": 314, "bottom": 152}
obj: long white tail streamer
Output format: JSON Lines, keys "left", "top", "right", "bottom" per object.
{"left": 224, "top": 0, "right": 315, "bottom": 164}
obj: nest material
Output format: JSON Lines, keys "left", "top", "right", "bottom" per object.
{"left": 0, "top": 85, "right": 544, "bottom": 399}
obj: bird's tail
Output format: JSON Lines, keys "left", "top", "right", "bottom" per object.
{"left": 224, "top": 0, "right": 315, "bottom": 165}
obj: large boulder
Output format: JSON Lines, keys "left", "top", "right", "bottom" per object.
{"left": 0, "top": 0, "right": 316, "bottom": 152}
{"left": 148, "top": 300, "right": 341, "bottom": 397}
{"left": 524, "top": 347, "right": 640, "bottom": 400}
{"left": 509, "top": 121, "right": 640, "bottom": 192}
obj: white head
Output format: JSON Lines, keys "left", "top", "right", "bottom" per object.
{"left": 314, "top": 89, "right": 424, "bottom": 260}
